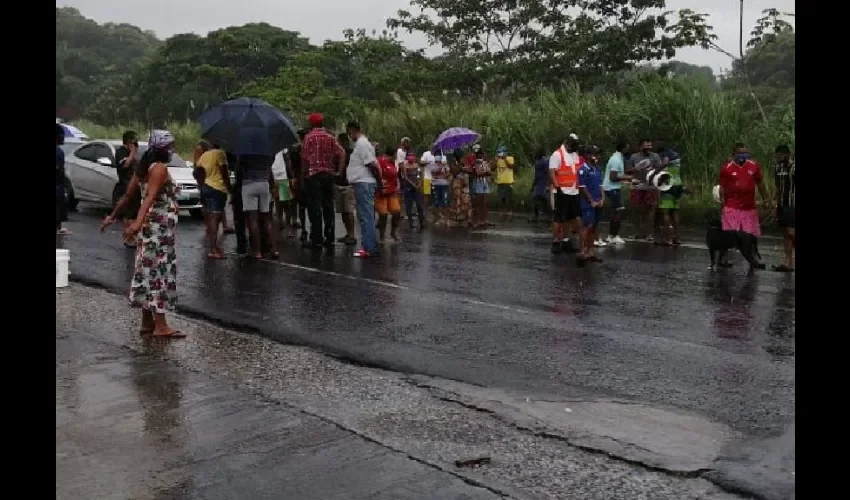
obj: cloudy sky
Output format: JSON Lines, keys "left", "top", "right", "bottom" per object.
{"left": 59, "top": 0, "right": 794, "bottom": 73}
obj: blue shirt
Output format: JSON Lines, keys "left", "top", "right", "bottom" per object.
{"left": 602, "top": 151, "right": 623, "bottom": 191}
{"left": 578, "top": 163, "right": 603, "bottom": 206}
{"left": 532, "top": 157, "right": 549, "bottom": 196}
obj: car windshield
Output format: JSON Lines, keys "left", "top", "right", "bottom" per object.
{"left": 134, "top": 145, "right": 187, "bottom": 168}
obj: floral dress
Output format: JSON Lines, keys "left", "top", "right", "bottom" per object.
{"left": 129, "top": 169, "right": 179, "bottom": 313}
{"left": 449, "top": 169, "right": 472, "bottom": 226}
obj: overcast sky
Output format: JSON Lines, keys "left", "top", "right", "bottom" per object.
{"left": 59, "top": 0, "right": 794, "bottom": 74}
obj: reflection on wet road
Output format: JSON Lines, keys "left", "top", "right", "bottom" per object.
{"left": 60, "top": 207, "right": 794, "bottom": 439}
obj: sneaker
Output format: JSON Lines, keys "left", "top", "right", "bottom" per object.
{"left": 352, "top": 249, "right": 371, "bottom": 258}
{"left": 56, "top": 228, "right": 72, "bottom": 235}
{"left": 594, "top": 239, "right": 608, "bottom": 247}
{"left": 608, "top": 236, "right": 626, "bottom": 245}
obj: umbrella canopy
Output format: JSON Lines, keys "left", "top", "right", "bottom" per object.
{"left": 199, "top": 97, "right": 298, "bottom": 157}
{"left": 432, "top": 127, "right": 481, "bottom": 152}
{"left": 61, "top": 123, "right": 89, "bottom": 141}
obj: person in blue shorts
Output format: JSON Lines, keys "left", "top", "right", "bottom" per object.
{"left": 578, "top": 145, "right": 604, "bottom": 264}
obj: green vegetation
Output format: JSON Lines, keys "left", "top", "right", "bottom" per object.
{"left": 57, "top": 2, "right": 794, "bottom": 219}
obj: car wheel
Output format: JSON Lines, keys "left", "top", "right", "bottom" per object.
{"left": 64, "top": 179, "right": 79, "bottom": 212}
{"left": 189, "top": 208, "right": 204, "bottom": 220}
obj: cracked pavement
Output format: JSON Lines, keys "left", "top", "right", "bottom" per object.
{"left": 56, "top": 207, "right": 795, "bottom": 499}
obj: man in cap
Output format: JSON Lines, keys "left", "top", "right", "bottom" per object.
{"left": 300, "top": 113, "right": 346, "bottom": 249}
{"left": 626, "top": 138, "right": 662, "bottom": 241}
{"left": 494, "top": 145, "right": 516, "bottom": 220}
{"left": 549, "top": 135, "right": 583, "bottom": 253}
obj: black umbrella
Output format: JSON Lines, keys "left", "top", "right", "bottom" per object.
{"left": 199, "top": 97, "right": 299, "bottom": 156}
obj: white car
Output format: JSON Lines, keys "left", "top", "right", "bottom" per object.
{"left": 64, "top": 140, "right": 203, "bottom": 219}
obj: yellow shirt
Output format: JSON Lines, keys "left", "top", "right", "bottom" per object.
{"left": 196, "top": 150, "right": 227, "bottom": 192}
{"left": 495, "top": 156, "right": 515, "bottom": 185}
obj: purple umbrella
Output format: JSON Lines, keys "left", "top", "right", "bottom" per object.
{"left": 432, "top": 127, "right": 481, "bottom": 151}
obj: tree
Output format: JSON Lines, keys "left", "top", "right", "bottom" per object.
{"left": 709, "top": 6, "right": 794, "bottom": 124}
{"left": 56, "top": 7, "right": 159, "bottom": 119}
{"left": 388, "top": 0, "right": 716, "bottom": 91}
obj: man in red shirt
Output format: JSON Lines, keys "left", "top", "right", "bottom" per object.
{"left": 300, "top": 113, "right": 346, "bottom": 249}
{"left": 718, "top": 142, "right": 767, "bottom": 266}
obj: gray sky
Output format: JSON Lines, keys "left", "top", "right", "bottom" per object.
{"left": 58, "top": 0, "right": 794, "bottom": 74}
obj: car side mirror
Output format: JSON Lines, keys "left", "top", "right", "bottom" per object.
{"left": 97, "top": 157, "right": 113, "bottom": 167}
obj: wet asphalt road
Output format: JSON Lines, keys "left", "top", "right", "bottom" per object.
{"left": 60, "top": 206, "right": 795, "bottom": 443}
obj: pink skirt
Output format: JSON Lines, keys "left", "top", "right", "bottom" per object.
{"left": 721, "top": 207, "right": 761, "bottom": 236}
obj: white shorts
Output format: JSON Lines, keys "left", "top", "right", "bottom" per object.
{"left": 242, "top": 181, "right": 271, "bottom": 213}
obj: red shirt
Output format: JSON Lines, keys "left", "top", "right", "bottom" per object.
{"left": 719, "top": 160, "right": 762, "bottom": 210}
{"left": 301, "top": 128, "right": 344, "bottom": 178}
{"left": 377, "top": 157, "right": 399, "bottom": 195}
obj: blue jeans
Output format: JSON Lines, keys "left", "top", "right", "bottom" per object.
{"left": 353, "top": 182, "right": 378, "bottom": 254}
{"left": 403, "top": 184, "right": 425, "bottom": 225}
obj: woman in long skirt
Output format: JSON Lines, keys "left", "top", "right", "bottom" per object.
{"left": 101, "top": 130, "right": 183, "bottom": 338}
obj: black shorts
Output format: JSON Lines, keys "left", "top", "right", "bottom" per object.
{"left": 115, "top": 182, "right": 141, "bottom": 219}
{"left": 777, "top": 205, "right": 795, "bottom": 229}
{"left": 497, "top": 184, "right": 513, "bottom": 202}
{"left": 552, "top": 191, "right": 580, "bottom": 223}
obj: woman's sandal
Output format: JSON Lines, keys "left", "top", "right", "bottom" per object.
{"left": 152, "top": 330, "right": 186, "bottom": 339}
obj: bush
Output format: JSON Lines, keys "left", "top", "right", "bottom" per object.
{"left": 69, "top": 76, "right": 794, "bottom": 220}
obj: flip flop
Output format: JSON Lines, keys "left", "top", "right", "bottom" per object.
{"left": 207, "top": 252, "right": 226, "bottom": 259}
{"left": 152, "top": 330, "right": 186, "bottom": 339}
{"left": 773, "top": 264, "right": 794, "bottom": 273}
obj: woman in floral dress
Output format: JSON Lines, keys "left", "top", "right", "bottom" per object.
{"left": 101, "top": 130, "right": 183, "bottom": 338}
{"left": 448, "top": 155, "right": 472, "bottom": 227}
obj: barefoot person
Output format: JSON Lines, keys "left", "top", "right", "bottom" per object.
{"left": 773, "top": 145, "right": 795, "bottom": 272}
{"left": 194, "top": 141, "right": 231, "bottom": 259}
{"left": 101, "top": 130, "right": 183, "bottom": 338}
{"left": 718, "top": 142, "right": 767, "bottom": 270}
{"left": 627, "top": 139, "right": 661, "bottom": 241}
{"left": 376, "top": 146, "right": 402, "bottom": 242}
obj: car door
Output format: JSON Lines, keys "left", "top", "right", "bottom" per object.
{"left": 88, "top": 142, "right": 118, "bottom": 203}
{"left": 70, "top": 142, "right": 118, "bottom": 206}
{"left": 67, "top": 143, "right": 100, "bottom": 202}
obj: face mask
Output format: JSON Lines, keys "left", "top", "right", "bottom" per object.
{"left": 734, "top": 153, "right": 750, "bottom": 165}
{"left": 642, "top": 147, "right": 651, "bottom": 154}
{"left": 566, "top": 143, "right": 578, "bottom": 153}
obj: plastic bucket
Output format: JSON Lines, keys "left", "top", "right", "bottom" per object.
{"left": 56, "top": 249, "right": 70, "bottom": 288}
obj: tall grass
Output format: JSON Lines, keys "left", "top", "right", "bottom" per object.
{"left": 71, "top": 77, "right": 794, "bottom": 219}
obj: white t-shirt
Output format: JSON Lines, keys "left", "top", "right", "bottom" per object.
{"left": 549, "top": 146, "right": 580, "bottom": 195}
{"left": 395, "top": 148, "right": 407, "bottom": 168}
{"left": 271, "top": 150, "right": 288, "bottom": 181}
{"left": 347, "top": 135, "right": 378, "bottom": 184}
{"left": 420, "top": 151, "right": 435, "bottom": 180}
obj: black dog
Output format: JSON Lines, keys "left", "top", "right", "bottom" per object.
{"left": 705, "top": 211, "right": 764, "bottom": 272}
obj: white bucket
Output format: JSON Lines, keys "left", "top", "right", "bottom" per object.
{"left": 56, "top": 249, "right": 70, "bottom": 288}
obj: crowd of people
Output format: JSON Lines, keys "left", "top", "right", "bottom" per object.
{"left": 54, "top": 116, "right": 795, "bottom": 339}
